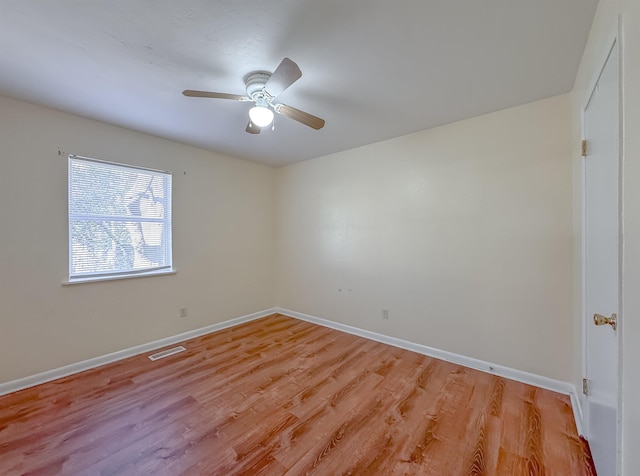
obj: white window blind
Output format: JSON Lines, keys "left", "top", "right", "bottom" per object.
{"left": 68, "top": 155, "right": 172, "bottom": 281}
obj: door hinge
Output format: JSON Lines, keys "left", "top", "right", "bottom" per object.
{"left": 582, "top": 378, "right": 589, "bottom": 395}
{"left": 581, "top": 139, "right": 588, "bottom": 157}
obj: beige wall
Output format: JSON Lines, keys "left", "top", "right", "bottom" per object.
{"left": 0, "top": 95, "right": 276, "bottom": 383}
{"left": 572, "top": 0, "right": 640, "bottom": 472}
{"left": 276, "top": 94, "right": 574, "bottom": 382}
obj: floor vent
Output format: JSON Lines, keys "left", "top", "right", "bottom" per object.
{"left": 148, "top": 346, "right": 186, "bottom": 361}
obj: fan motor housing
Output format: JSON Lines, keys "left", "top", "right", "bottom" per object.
{"left": 244, "top": 71, "right": 271, "bottom": 99}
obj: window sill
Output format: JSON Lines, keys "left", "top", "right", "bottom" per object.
{"left": 63, "top": 268, "right": 177, "bottom": 285}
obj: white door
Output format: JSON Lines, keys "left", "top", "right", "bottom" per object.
{"left": 583, "top": 41, "right": 620, "bottom": 476}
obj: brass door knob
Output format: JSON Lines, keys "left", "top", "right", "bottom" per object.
{"left": 593, "top": 313, "right": 617, "bottom": 330}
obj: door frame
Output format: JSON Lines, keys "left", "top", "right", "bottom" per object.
{"left": 579, "top": 25, "right": 623, "bottom": 473}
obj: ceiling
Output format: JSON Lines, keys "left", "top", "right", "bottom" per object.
{"left": 0, "top": 1, "right": 597, "bottom": 167}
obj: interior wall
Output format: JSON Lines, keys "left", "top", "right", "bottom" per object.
{"left": 276, "top": 94, "right": 574, "bottom": 382}
{"left": 0, "top": 95, "right": 276, "bottom": 384}
{"left": 571, "top": 0, "right": 640, "bottom": 472}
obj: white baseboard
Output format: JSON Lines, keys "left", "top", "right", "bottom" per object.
{"left": 0, "top": 308, "right": 277, "bottom": 397}
{"left": 276, "top": 307, "right": 584, "bottom": 436}
{"left": 570, "top": 391, "right": 584, "bottom": 437}
{"left": 0, "top": 305, "right": 584, "bottom": 436}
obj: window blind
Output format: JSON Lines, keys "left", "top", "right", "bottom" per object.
{"left": 68, "top": 155, "right": 172, "bottom": 280}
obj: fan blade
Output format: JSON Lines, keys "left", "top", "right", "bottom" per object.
{"left": 182, "top": 90, "right": 245, "bottom": 101}
{"left": 264, "top": 58, "right": 302, "bottom": 98}
{"left": 275, "top": 104, "right": 325, "bottom": 130}
{"left": 246, "top": 121, "right": 261, "bottom": 134}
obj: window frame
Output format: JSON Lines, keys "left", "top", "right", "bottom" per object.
{"left": 67, "top": 154, "right": 174, "bottom": 284}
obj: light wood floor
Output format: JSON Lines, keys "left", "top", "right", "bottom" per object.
{"left": 0, "top": 313, "right": 594, "bottom": 475}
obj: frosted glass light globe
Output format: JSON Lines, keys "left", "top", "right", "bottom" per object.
{"left": 249, "top": 106, "right": 274, "bottom": 127}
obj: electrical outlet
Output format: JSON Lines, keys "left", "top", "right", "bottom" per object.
{"left": 382, "top": 309, "right": 389, "bottom": 320}
{"left": 180, "top": 307, "right": 188, "bottom": 318}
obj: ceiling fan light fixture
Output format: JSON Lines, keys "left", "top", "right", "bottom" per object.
{"left": 183, "top": 58, "right": 324, "bottom": 133}
{"left": 249, "top": 106, "right": 274, "bottom": 127}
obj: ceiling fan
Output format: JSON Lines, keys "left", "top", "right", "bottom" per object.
{"left": 182, "top": 57, "right": 325, "bottom": 134}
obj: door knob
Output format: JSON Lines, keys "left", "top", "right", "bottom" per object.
{"left": 593, "top": 313, "right": 617, "bottom": 330}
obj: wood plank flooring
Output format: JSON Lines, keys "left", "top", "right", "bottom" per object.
{"left": 0, "top": 313, "right": 595, "bottom": 475}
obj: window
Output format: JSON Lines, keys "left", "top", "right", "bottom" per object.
{"left": 68, "top": 155, "right": 172, "bottom": 282}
